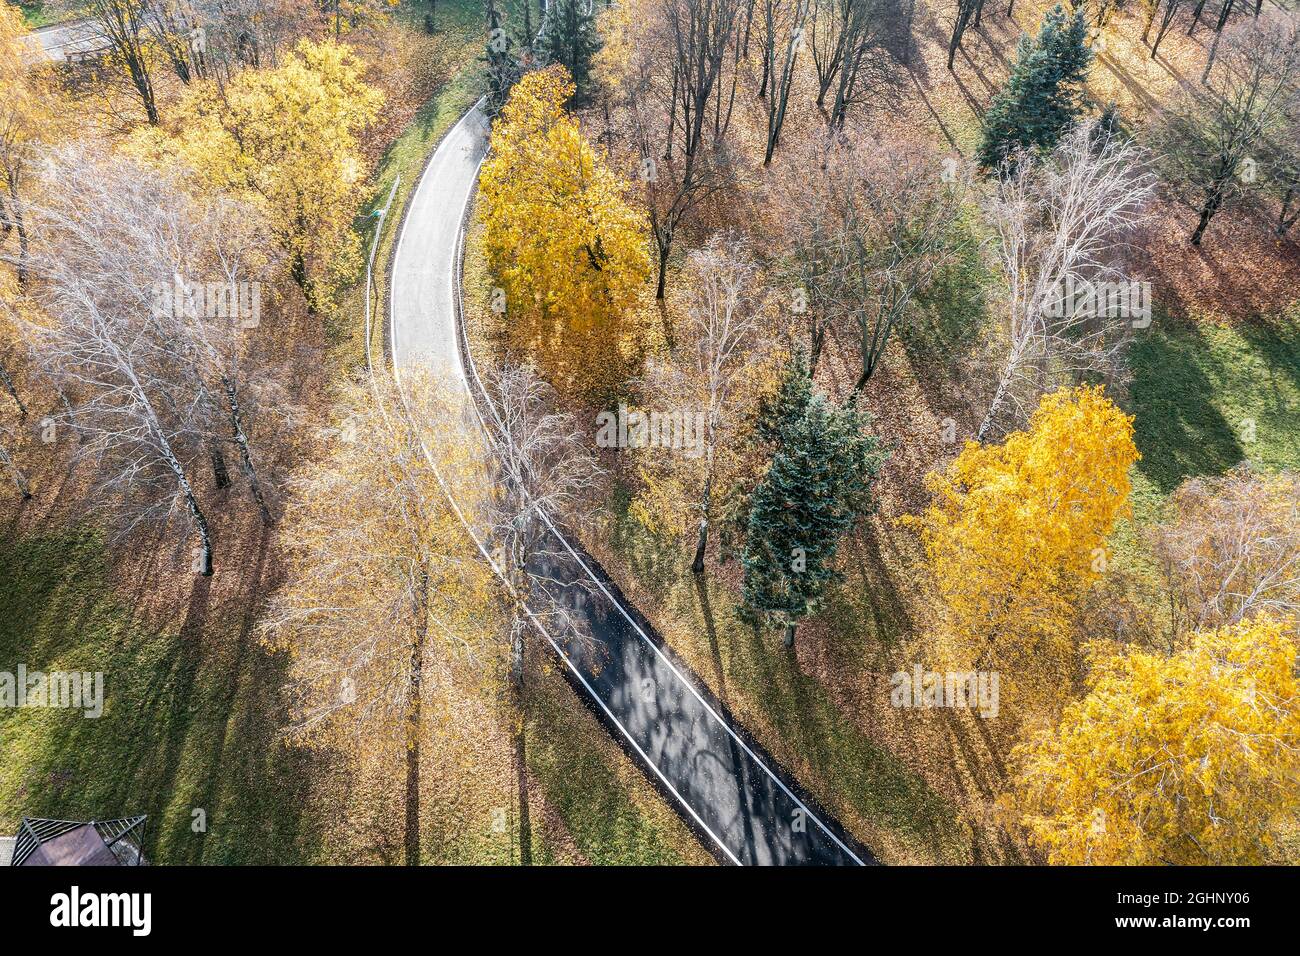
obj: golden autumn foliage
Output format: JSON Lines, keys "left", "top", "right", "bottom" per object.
{"left": 133, "top": 39, "right": 383, "bottom": 315}
{"left": 1010, "top": 616, "right": 1300, "bottom": 864}
{"left": 263, "top": 369, "right": 501, "bottom": 745}
{"left": 1, "top": 2, "right": 54, "bottom": 275}
{"left": 904, "top": 385, "right": 1139, "bottom": 711}
{"left": 262, "top": 369, "right": 503, "bottom": 863}
{"left": 480, "top": 65, "right": 652, "bottom": 402}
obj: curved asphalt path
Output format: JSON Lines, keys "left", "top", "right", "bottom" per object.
{"left": 389, "top": 101, "right": 874, "bottom": 866}
{"left": 25, "top": 19, "right": 105, "bottom": 64}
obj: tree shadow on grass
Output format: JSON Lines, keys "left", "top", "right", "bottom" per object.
{"left": 731, "top": 614, "right": 969, "bottom": 862}
{"left": 1127, "top": 322, "right": 1246, "bottom": 494}
{"left": 601, "top": 494, "right": 973, "bottom": 862}
{"left": 0, "top": 526, "right": 320, "bottom": 864}
{"left": 523, "top": 662, "right": 707, "bottom": 865}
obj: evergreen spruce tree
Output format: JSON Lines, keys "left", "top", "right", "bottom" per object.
{"left": 755, "top": 347, "right": 813, "bottom": 447}
{"left": 977, "top": 4, "right": 1093, "bottom": 170}
{"left": 483, "top": 0, "right": 519, "bottom": 117}
{"left": 538, "top": 0, "right": 601, "bottom": 103}
{"left": 742, "top": 373, "right": 887, "bottom": 649}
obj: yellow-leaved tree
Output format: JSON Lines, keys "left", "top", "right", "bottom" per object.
{"left": 479, "top": 65, "right": 651, "bottom": 402}
{"left": 138, "top": 39, "right": 383, "bottom": 317}
{"left": 904, "top": 385, "right": 1139, "bottom": 711}
{"left": 262, "top": 370, "right": 502, "bottom": 865}
{"left": 1, "top": 0, "right": 56, "bottom": 288}
{"left": 1010, "top": 616, "right": 1300, "bottom": 864}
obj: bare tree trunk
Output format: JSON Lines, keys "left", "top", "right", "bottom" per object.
{"left": 765, "top": 3, "right": 807, "bottom": 166}
{"left": 691, "top": 473, "right": 712, "bottom": 574}
{"left": 0, "top": 362, "right": 26, "bottom": 419}
{"left": 169, "top": 449, "right": 213, "bottom": 575}
{"left": 1202, "top": 0, "right": 1235, "bottom": 82}
{"left": 655, "top": 239, "right": 671, "bottom": 300}
{"left": 950, "top": 0, "right": 975, "bottom": 69}
{"left": 404, "top": 563, "right": 429, "bottom": 866}
{"left": 809, "top": 323, "right": 826, "bottom": 372}
{"left": 124, "top": 51, "right": 159, "bottom": 125}
{"left": 222, "top": 377, "right": 272, "bottom": 524}
{"left": 0, "top": 442, "right": 31, "bottom": 500}
{"left": 6, "top": 172, "right": 28, "bottom": 286}
{"left": 977, "top": 345, "right": 1020, "bottom": 442}
{"left": 783, "top": 620, "right": 796, "bottom": 648}
{"left": 1277, "top": 185, "right": 1300, "bottom": 235}
{"left": 1191, "top": 188, "right": 1223, "bottom": 244}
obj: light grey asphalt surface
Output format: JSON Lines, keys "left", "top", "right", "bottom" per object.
{"left": 25, "top": 19, "right": 104, "bottom": 63}
{"left": 388, "top": 99, "right": 873, "bottom": 866}
{"left": 391, "top": 104, "right": 491, "bottom": 382}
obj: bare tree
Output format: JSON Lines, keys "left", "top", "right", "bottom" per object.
{"left": 264, "top": 369, "right": 499, "bottom": 866}
{"left": 629, "top": 63, "right": 732, "bottom": 302}
{"left": 0, "top": 6, "right": 49, "bottom": 289}
{"left": 641, "top": 233, "right": 773, "bottom": 574}
{"left": 780, "top": 134, "right": 969, "bottom": 385}
{"left": 820, "top": 0, "right": 909, "bottom": 129}
{"left": 620, "top": 0, "right": 737, "bottom": 299}
{"left": 474, "top": 362, "right": 600, "bottom": 866}
{"left": 662, "top": 0, "right": 742, "bottom": 161}
{"left": 1154, "top": 13, "right": 1300, "bottom": 244}
{"left": 1201, "top": 0, "right": 1242, "bottom": 83}
{"left": 948, "top": 0, "right": 978, "bottom": 71}
{"left": 82, "top": 0, "right": 161, "bottom": 125}
{"left": 479, "top": 364, "right": 601, "bottom": 692}
{"left": 1151, "top": 465, "right": 1300, "bottom": 633}
{"left": 1146, "top": 0, "right": 1185, "bottom": 58}
{"left": 0, "top": 421, "right": 31, "bottom": 499}
{"left": 15, "top": 147, "right": 279, "bottom": 571}
{"left": 192, "top": 0, "right": 308, "bottom": 76}
{"left": 143, "top": 0, "right": 207, "bottom": 84}
{"left": 762, "top": 0, "right": 810, "bottom": 165}
{"left": 1259, "top": 107, "right": 1300, "bottom": 235}
{"left": 151, "top": 196, "right": 281, "bottom": 524}
{"left": 978, "top": 121, "right": 1155, "bottom": 441}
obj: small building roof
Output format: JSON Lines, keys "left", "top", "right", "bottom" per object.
{"left": 10, "top": 816, "right": 147, "bottom": 867}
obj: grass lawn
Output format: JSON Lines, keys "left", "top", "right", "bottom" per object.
{"left": 0, "top": 527, "right": 323, "bottom": 864}
{"left": 1127, "top": 310, "right": 1300, "bottom": 519}
{"left": 17, "top": 0, "right": 59, "bottom": 29}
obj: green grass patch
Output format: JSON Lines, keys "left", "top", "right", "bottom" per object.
{"left": 0, "top": 528, "right": 322, "bottom": 864}
{"left": 1126, "top": 310, "right": 1300, "bottom": 522}
{"left": 17, "top": 0, "right": 60, "bottom": 29}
